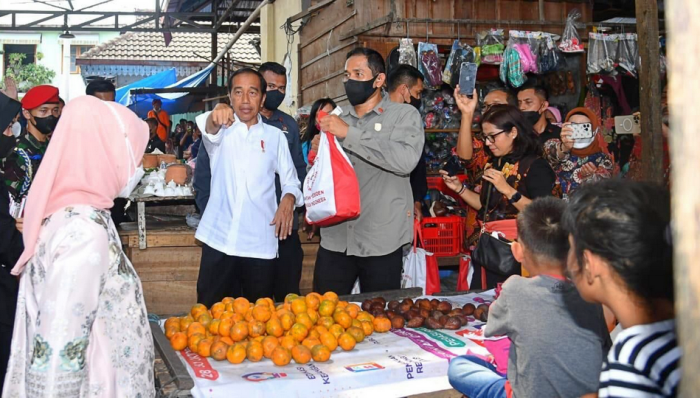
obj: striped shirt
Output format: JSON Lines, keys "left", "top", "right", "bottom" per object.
{"left": 599, "top": 319, "right": 681, "bottom": 397}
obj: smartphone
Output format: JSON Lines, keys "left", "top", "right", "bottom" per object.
{"left": 614, "top": 114, "right": 641, "bottom": 135}
{"left": 440, "top": 156, "right": 463, "bottom": 177}
{"left": 459, "top": 62, "right": 478, "bottom": 96}
{"left": 570, "top": 122, "right": 593, "bottom": 140}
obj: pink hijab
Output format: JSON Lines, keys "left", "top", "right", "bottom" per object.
{"left": 12, "top": 96, "right": 148, "bottom": 275}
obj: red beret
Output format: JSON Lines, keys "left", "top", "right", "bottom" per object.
{"left": 21, "top": 85, "right": 60, "bottom": 110}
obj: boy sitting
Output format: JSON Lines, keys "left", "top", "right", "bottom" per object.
{"left": 448, "top": 197, "right": 611, "bottom": 398}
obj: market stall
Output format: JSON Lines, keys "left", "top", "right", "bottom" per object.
{"left": 153, "top": 288, "right": 497, "bottom": 398}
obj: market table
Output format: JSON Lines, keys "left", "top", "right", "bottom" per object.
{"left": 152, "top": 289, "right": 497, "bottom": 398}
{"left": 129, "top": 192, "right": 195, "bottom": 249}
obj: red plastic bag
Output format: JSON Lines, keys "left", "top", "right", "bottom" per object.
{"left": 403, "top": 219, "right": 441, "bottom": 295}
{"left": 303, "top": 109, "right": 361, "bottom": 227}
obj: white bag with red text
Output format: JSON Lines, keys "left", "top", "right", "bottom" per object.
{"left": 303, "top": 108, "right": 361, "bottom": 227}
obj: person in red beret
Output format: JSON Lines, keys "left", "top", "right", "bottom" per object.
{"left": 3, "top": 85, "right": 60, "bottom": 202}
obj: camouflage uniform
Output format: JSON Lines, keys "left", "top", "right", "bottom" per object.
{"left": 3, "top": 131, "right": 48, "bottom": 200}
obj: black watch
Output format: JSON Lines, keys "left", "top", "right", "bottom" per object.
{"left": 508, "top": 191, "right": 522, "bottom": 204}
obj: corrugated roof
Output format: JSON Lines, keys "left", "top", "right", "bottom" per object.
{"left": 78, "top": 31, "right": 260, "bottom": 64}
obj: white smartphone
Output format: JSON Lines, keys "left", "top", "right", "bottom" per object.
{"left": 570, "top": 122, "right": 593, "bottom": 139}
{"left": 614, "top": 114, "right": 641, "bottom": 135}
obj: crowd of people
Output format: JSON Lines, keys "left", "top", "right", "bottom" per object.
{"left": 0, "top": 45, "right": 679, "bottom": 397}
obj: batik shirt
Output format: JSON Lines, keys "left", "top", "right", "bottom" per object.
{"left": 3, "top": 132, "right": 48, "bottom": 200}
{"left": 3, "top": 206, "right": 155, "bottom": 398}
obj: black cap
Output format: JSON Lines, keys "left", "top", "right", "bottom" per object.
{"left": 0, "top": 91, "right": 21, "bottom": 132}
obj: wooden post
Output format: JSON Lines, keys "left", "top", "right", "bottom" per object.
{"left": 211, "top": 0, "right": 219, "bottom": 90}
{"left": 666, "top": 0, "right": 700, "bottom": 394}
{"left": 635, "top": 0, "right": 664, "bottom": 184}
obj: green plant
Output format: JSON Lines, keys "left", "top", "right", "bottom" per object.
{"left": 2, "top": 53, "right": 56, "bottom": 92}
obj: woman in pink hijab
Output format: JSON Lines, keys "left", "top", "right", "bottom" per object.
{"left": 2, "top": 96, "right": 154, "bottom": 397}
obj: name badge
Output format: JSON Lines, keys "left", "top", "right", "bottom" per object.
{"left": 374, "top": 123, "right": 382, "bottom": 132}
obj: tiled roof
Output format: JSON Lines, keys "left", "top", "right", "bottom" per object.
{"left": 78, "top": 31, "right": 260, "bottom": 64}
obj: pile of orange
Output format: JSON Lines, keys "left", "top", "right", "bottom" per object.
{"left": 166, "top": 292, "right": 390, "bottom": 366}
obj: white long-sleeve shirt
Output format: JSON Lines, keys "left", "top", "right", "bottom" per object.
{"left": 195, "top": 112, "right": 303, "bottom": 259}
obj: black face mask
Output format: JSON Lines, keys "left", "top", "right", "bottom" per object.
{"left": 344, "top": 76, "right": 378, "bottom": 106}
{"left": 264, "top": 89, "right": 285, "bottom": 111}
{"left": 0, "top": 133, "right": 15, "bottom": 159}
{"left": 408, "top": 94, "right": 422, "bottom": 111}
{"left": 522, "top": 110, "right": 543, "bottom": 126}
{"left": 31, "top": 115, "right": 58, "bottom": 135}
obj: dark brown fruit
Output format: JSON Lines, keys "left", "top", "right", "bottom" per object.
{"left": 448, "top": 309, "right": 464, "bottom": 317}
{"left": 456, "top": 315, "right": 469, "bottom": 327}
{"left": 373, "top": 311, "right": 389, "bottom": 319}
{"left": 430, "top": 299, "right": 440, "bottom": 310}
{"left": 478, "top": 310, "right": 489, "bottom": 322}
{"left": 445, "top": 317, "right": 462, "bottom": 330}
{"left": 405, "top": 309, "right": 419, "bottom": 320}
{"left": 372, "top": 297, "right": 387, "bottom": 308}
{"left": 370, "top": 302, "right": 385, "bottom": 313}
{"left": 439, "top": 315, "right": 449, "bottom": 327}
{"left": 430, "top": 310, "right": 443, "bottom": 320}
{"left": 391, "top": 316, "right": 405, "bottom": 329}
{"left": 398, "top": 302, "right": 412, "bottom": 314}
{"left": 477, "top": 304, "right": 490, "bottom": 312}
{"left": 425, "top": 317, "right": 442, "bottom": 329}
{"left": 407, "top": 316, "right": 425, "bottom": 328}
{"left": 473, "top": 308, "right": 484, "bottom": 321}
{"left": 437, "top": 301, "right": 453, "bottom": 314}
{"left": 419, "top": 300, "right": 432, "bottom": 311}
{"left": 401, "top": 298, "right": 414, "bottom": 307}
{"left": 462, "top": 303, "right": 476, "bottom": 316}
{"left": 386, "top": 311, "right": 397, "bottom": 319}
{"left": 361, "top": 299, "right": 373, "bottom": 312}
{"left": 388, "top": 300, "right": 400, "bottom": 311}
{"left": 419, "top": 308, "right": 431, "bottom": 319}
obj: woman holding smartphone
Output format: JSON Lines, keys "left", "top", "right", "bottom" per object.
{"left": 545, "top": 107, "right": 616, "bottom": 201}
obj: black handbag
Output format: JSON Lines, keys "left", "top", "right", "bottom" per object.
{"left": 471, "top": 184, "right": 521, "bottom": 276}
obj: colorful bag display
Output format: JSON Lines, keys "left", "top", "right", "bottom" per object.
{"left": 303, "top": 108, "right": 361, "bottom": 227}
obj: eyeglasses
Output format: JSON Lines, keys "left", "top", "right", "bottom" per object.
{"left": 478, "top": 130, "right": 507, "bottom": 143}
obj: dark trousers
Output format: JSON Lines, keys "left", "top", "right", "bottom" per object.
{"left": 273, "top": 231, "right": 304, "bottom": 302}
{"left": 313, "top": 246, "right": 403, "bottom": 295}
{"left": 0, "top": 323, "right": 12, "bottom": 395}
{"left": 197, "top": 244, "right": 275, "bottom": 307}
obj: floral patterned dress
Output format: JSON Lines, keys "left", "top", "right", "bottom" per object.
{"left": 2, "top": 206, "right": 154, "bottom": 398}
{"left": 544, "top": 140, "right": 616, "bottom": 201}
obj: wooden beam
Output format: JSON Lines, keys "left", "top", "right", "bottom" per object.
{"left": 635, "top": 0, "right": 664, "bottom": 183}
{"left": 666, "top": 0, "right": 700, "bottom": 395}
{"left": 339, "top": 13, "right": 395, "bottom": 41}
{"left": 287, "top": 0, "right": 336, "bottom": 24}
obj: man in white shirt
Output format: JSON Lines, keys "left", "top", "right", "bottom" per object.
{"left": 195, "top": 68, "right": 303, "bottom": 305}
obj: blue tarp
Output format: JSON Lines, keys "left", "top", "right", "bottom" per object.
{"left": 116, "top": 66, "right": 213, "bottom": 118}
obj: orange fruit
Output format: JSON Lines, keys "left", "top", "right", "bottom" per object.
{"left": 252, "top": 305, "right": 272, "bottom": 323}
{"left": 357, "top": 311, "right": 374, "bottom": 323}
{"left": 336, "top": 301, "right": 349, "bottom": 311}
{"left": 351, "top": 319, "right": 362, "bottom": 329}
{"left": 246, "top": 341, "right": 264, "bottom": 362}
{"left": 308, "top": 329, "right": 321, "bottom": 340}
{"left": 220, "top": 311, "right": 235, "bottom": 321}
{"left": 373, "top": 317, "right": 392, "bottom": 333}
{"left": 305, "top": 294, "right": 320, "bottom": 311}
{"left": 191, "top": 304, "right": 208, "bottom": 319}
{"left": 315, "top": 325, "right": 329, "bottom": 335}
{"left": 187, "top": 322, "right": 206, "bottom": 338}
{"left": 329, "top": 324, "right": 345, "bottom": 339}
{"left": 271, "top": 346, "right": 292, "bottom": 366}
{"left": 165, "top": 325, "right": 179, "bottom": 339}
{"left": 361, "top": 320, "right": 374, "bottom": 336}
{"left": 320, "top": 332, "right": 338, "bottom": 351}
{"left": 291, "top": 323, "right": 309, "bottom": 342}
{"left": 170, "top": 332, "right": 188, "bottom": 351}
{"left": 230, "top": 322, "right": 249, "bottom": 342}
{"left": 318, "top": 316, "right": 335, "bottom": 330}
{"left": 285, "top": 293, "right": 300, "bottom": 305}
{"left": 211, "top": 341, "right": 229, "bottom": 361}
{"left": 296, "top": 313, "right": 314, "bottom": 330}
{"left": 280, "top": 335, "right": 296, "bottom": 351}
{"left": 292, "top": 345, "right": 312, "bottom": 364}
{"left": 338, "top": 333, "right": 356, "bottom": 351}
{"left": 249, "top": 321, "right": 266, "bottom": 338}
{"left": 262, "top": 336, "right": 280, "bottom": 359}
{"left": 302, "top": 337, "right": 321, "bottom": 351}
{"left": 323, "top": 291, "right": 339, "bottom": 304}
{"left": 318, "top": 300, "right": 336, "bottom": 317}
{"left": 252, "top": 336, "right": 265, "bottom": 344}
{"left": 233, "top": 297, "right": 250, "bottom": 315}
{"left": 222, "top": 297, "right": 235, "bottom": 305}
{"left": 188, "top": 333, "right": 205, "bottom": 352}
{"left": 346, "top": 326, "right": 365, "bottom": 343}
{"left": 211, "top": 302, "right": 226, "bottom": 319}
{"left": 306, "top": 309, "right": 319, "bottom": 325}
{"left": 164, "top": 317, "right": 180, "bottom": 330}
{"left": 346, "top": 303, "right": 361, "bottom": 319}
{"left": 280, "top": 312, "right": 295, "bottom": 331}
{"left": 219, "top": 336, "right": 234, "bottom": 346}
{"left": 333, "top": 311, "right": 353, "bottom": 329}
{"left": 180, "top": 317, "right": 194, "bottom": 332}
{"left": 197, "top": 313, "right": 213, "bottom": 328}
{"left": 226, "top": 343, "right": 246, "bottom": 364}
{"left": 208, "top": 319, "right": 221, "bottom": 335}
{"left": 266, "top": 318, "right": 284, "bottom": 338}
{"left": 311, "top": 344, "right": 331, "bottom": 362}
{"left": 219, "top": 318, "right": 234, "bottom": 338}
{"left": 198, "top": 339, "right": 213, "bottom": 357}
{"left": 291, "top": 299, "right": 308, "bottom": 315}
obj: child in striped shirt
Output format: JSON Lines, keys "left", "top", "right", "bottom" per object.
{"left": 563, "top": 180, "right": 680, "bottom": 397}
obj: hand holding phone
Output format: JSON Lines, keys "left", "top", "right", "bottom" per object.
{"left": 459, "top": 62, "right": 478, "bottom": 97}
